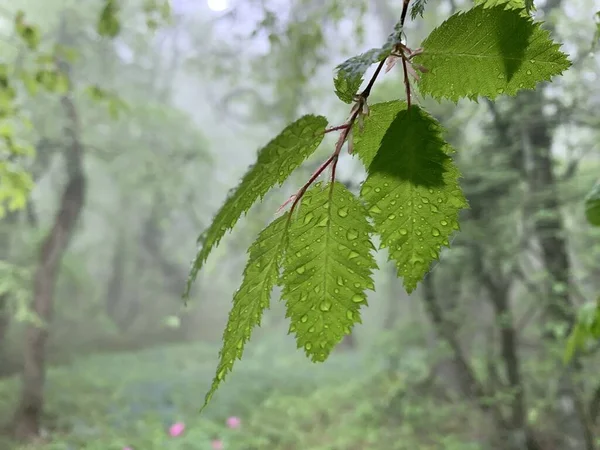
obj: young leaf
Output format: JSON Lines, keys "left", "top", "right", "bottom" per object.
{"left": 201, "top": 214, "right": 290, "bottom": 410}
{"left": 280, "top": 182, "right": 377, "bottom": 362}
{"left": 185, "top": 115, "right": 328, "bottom": 297}
{"left": 358, "top": 104, "right": 468, "bottom": 293}
{"left": 585, "top": 181, "right": 600, "bottom": 227}
{"left": 333, "top": 22, "right": 403, "bottom": 103}
{"left": 413, "top": 5, "right": 571, "bottom": 102}
{"left": 333, "top": 72, "right": 362, "bottom": 104}
{"left": 410, "top": 0, "right": 429, "bottom": 19}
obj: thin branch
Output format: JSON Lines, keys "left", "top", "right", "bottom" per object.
{"left": 280, "top": 0, "right": 414, "bottom": 216}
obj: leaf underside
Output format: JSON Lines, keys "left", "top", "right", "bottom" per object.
{"left": 357, "top": 102, "right": 468, "bottom": 293}
{"left": 333, "top": 22, "right": 403, "bottom": 103}
{"left": 201, "top": 213, "right": 290, "bottom": 410}
{"left": 185, "top": 114, "right": 328, "bottom": 297}
{"left": 413, "top": 5, "right": 571, "bottom": 102}
{"left": 281, "top": 182, "right": 377, "bottom": 362}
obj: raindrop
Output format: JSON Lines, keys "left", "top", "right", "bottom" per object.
{"left": 296, "top": 266, "right": 306, "bottom": 274}
{"left": 415, "top": 229, "right": 422, "bottom": 236}
{"left": 432, "top": 228, "right": 440, "bottom": 236}
{"left": 348, "top": 251, "right": 359, "bottom": 259}
{"left": 308, "top": 326, "right": 315, "bottom": 333}
{"left": 388, "top": 213, "right": 396, "bottom": 220}
{"left": 351, "top": 294, "right": 364, "bottom": 303}
{"left": 337, "top": 276, "right": 345, "bottom": 286}
{"left": 301, "top": 315, "right": 308, "bottom": 323}
{"left": 354, "top": 282, "right": 361, "bottom": 288}
{"left": 316, "top": 216, "right": 329, "bottom": 227}
{"left": 337, "top": 207, "right": 349, "bottom": 218}
{"left": 346, "top": 310, "right": 354, "bottom": 320}
{"left": 440, "top": 219, "right": 448, "bottom": 226}
{"left": 303, "top": 213, "right": 314, "bottom": 224}
{"left": 320, "top": 300, "right": 332, "bottom": 312}
{"left": 369, "top": 205, "right": 382, "bottom": 215}
{"left": 346, "top": 229, "right": 359, "bottom": 240}
{"left": 421, "top": 197, "right": 429, "bottom": 204}
{"left": 374, "top": 187, "right": 381, "bottom": 193}
{"left": 526, "top": 69, "right": 532, "bottom": 75}
{"left": 399, "top": 228, "right": 408, "bottom": 236}
{"left": 305, "top": 342, "right": 312, "bottom": 351}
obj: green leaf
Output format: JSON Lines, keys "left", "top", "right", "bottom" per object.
{"left": 584, "top": 181, "right": 600, "bottom": 227}
{"left": 475, "top": 0, "right": 533, "bottom": 15}
{"left": 333, "top": 71, "right": 362, "bottom": 104}
{"left": 352, "top": 100, "right": 408, "bottom": 169}
{"left": 186, "top": 114, "right": 328, "bottom": 297}
{"left": 201, "top": 214, "right": 290, "bottom": 410}
{"left": 564, "top": 298, "right": 600, "bottom": 363}
{"left": 411, "top": 0, "right": 429, "bottom": 19}
{"left": 98, "top": 0, "right": 121, "bottom": 38}
{"left": 281, "top": 182, "right": 377, "bottom": 362}
{"left": 14, "top": 11, "right": 41, "bottom": 50}
{"left": 334, "top": 22, "right": 403, "bottom": 102}
{"left": 358, "top": 103, "right": 468, "bottom": 293}
{"left": 413, "top": 5, "right": 571, "bottom": 102}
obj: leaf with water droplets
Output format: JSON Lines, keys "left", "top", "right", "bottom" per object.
{"left": 281, "top": 182, "right": 377, "bottom": 362}
{"left": 359, "top": 104, "right": 468, "bottom": 293}
{"left": 200, "top": 213, "right": 290, "bottom": 411}
{"left": 412, "top": 5, "right": 571, "bottom": 102}
{"left": 185, "top": 115, "right": 328, "bottom": 297}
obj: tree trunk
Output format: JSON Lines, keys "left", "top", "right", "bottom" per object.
{"left": 519, "top": 91, "right": 593, "bottom": 450}
{"left": 0, "top": 209, "right": 20, "bottom": 374}
{"left": 13, "top": 92, "right": 86, "bottom": 440}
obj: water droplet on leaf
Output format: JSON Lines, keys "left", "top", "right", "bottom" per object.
{"left": 351, "top": 294, "right": 364, "bottom": 303}
{"left": 346, "top": 229, "right": 359, "bottom": 240}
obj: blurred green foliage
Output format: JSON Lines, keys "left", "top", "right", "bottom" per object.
{"left": 1, "top": 337, "right": 487, "bottom": 450}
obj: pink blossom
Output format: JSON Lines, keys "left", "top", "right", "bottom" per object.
{"left": 226, "top": 416, "right": 241, "bottom": 429}
{"left": 169, "top": 422, "right": 185, "bottom": 437}
{"left": 211, "top": 439, "right": 224, "bottom": 449}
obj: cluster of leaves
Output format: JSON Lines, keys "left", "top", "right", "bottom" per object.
{"left": 185, "top": 0, "right": 571, "bottom": 410}
{"left": 97, "top": 0, "right": 171, "bottom": 38}
{"left": 1, "top": 0, "right": 169, "bottom": 217}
